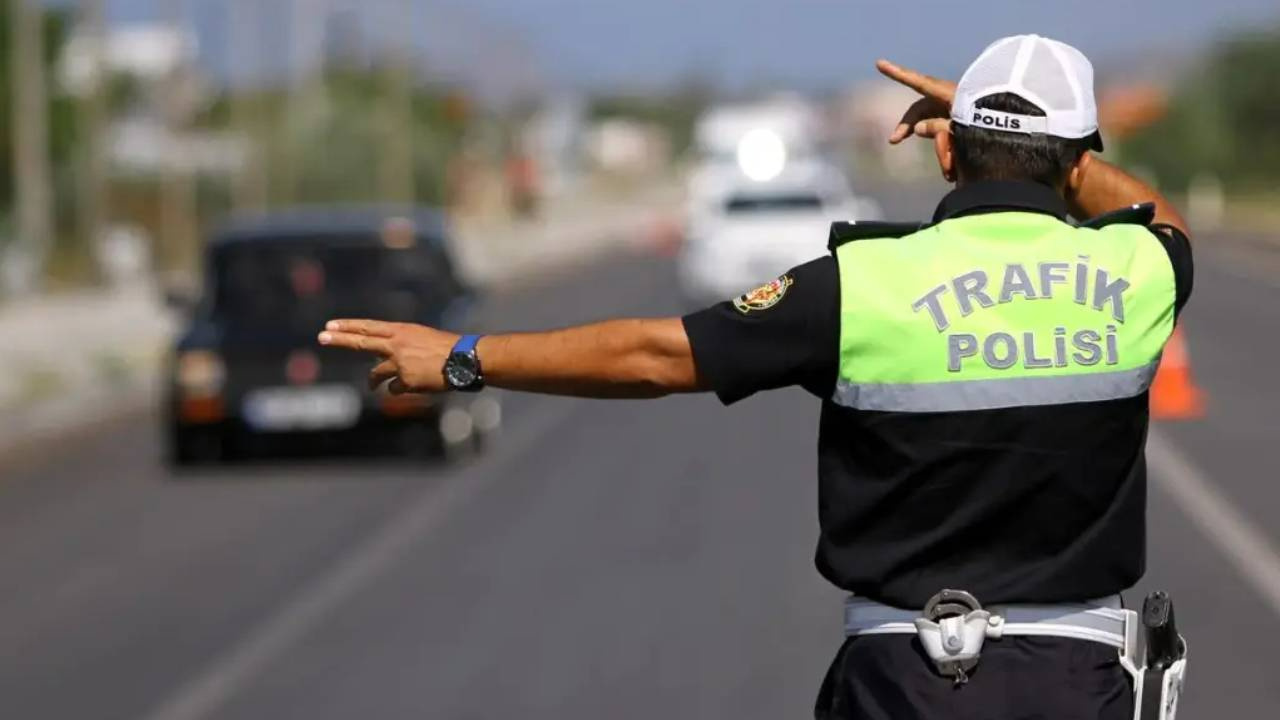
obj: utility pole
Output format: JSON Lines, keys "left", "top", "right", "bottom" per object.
{"left": 282, "top": 0, "right": 329, "bottom": 204}
{"left": 9, "top": 0, "right": 54, "bottom": 292}
{"left": 229, "top": 0, "right": 268, "bottom": 211}
{"left": 378, "top": 0, "right": 415, "bottom": 205}
{"left": 76, "top": 0, "right": 109, "bottom": 283}
{"left": 157, "top": 0, "right": 198, "bottom": 276}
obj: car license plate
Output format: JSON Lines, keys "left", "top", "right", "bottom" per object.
{"left": 242, "top": 386, "right": 361, "bottom": 431}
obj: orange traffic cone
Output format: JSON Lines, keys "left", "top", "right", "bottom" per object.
{"left": 1150, "top": 327, "right": 1206, "bottom": 420}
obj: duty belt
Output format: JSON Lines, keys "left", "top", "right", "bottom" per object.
{"left": 842, "top": 589, "right": 1188, "bottom": 720}
{"left": 844, "top": 591, "right": 1132, "bottom": 653}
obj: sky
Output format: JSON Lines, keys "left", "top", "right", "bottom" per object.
{"left": 94, "top": 0, "right": 1280, "bottom": 93}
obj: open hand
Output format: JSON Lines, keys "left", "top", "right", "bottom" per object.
{"left": 318, "top": 319, "right": 459, "bottom": 394}
{"left": 876, "top": 59, "right": 959, "bottom": 143}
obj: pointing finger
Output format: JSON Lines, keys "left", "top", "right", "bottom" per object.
{"left": 325, "top": 319, "right": 398, "bottom": 337}
{"left": 318, "top": 331, "right": 393, "bottom": 356}
{"left": 875, "top": 59, "right": 956, "bottom": 103}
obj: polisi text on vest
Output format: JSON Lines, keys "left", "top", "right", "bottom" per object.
{"left": 911, "top": 258, "right": 1131, "bottom": 372}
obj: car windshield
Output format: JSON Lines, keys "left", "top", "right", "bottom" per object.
{"left": 210, "top": 235, "right": 457, "bottom": 335}
{"left": 724, "top": 193, "right": 824, "bottom": 214}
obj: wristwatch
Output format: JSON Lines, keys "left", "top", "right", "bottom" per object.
{"left": 442, "top": 334, "right": 486, "bottom": 392}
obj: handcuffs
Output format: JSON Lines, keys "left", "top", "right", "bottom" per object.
{"left": 910, "top": 589, "right": 1187, "bottom": 719}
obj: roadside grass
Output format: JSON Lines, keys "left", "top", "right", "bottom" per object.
{"left": 93, "top": 351, "right": 133, "bottom": 385}
{"left": 1226, "top": 193, "right": 1280, "bottom": 235}
{"left": 3, "top": 347, "right": 160, "bottom": 414}
{"left": 15, "top": 368, "right": 65, "bottom": 407}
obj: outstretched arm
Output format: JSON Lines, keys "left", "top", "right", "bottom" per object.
{"left": 321, "top": 258, "right": 839, "bottom": 402}
{"left": 318, "top": 318, "right": 705, "bottom": 398}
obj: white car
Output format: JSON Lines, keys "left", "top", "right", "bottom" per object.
{"left": 679, "top": 158, "right": 882, "bottom": 306}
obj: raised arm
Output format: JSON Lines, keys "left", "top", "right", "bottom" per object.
{"left": 875, "top": 58, "right": 1192, "bottom": 240}
{"left": 318, "top": 318, "right": 705, "bottom": 398}
{"left": 1064, "top": 153, "right": 1191, "bottom": 239}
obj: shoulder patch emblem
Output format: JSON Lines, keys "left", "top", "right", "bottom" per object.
{"left": 733, "top": 274, "right": 793, "bottom": 314}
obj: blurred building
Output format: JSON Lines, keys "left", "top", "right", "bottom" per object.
{"left": 524, "top": 97, "right": 589, "bottom": 195}
{"left": 62, "top": 23, "right": 196, "bottom": 93}
{"left": 695, "top": 95, "right": 825, "bottom": 162}
{"left": 586, "top": 118, "right": 670, "bottom": 178}
{"left": 1091, "top": 47, "right": 1185, "bottom": 144}
{"left": 60, "top": 22, "right": 245, "bottom": 178}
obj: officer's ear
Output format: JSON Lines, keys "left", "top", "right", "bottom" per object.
{"left": 1066, "top": 150, "right": 1092, "bottom": 197}
{"left": 934, "top": 126, "right": 957, "bottom": 184}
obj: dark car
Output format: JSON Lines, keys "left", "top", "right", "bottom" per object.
{"left": 164, "top": 207, "right": 500, "bottom": 466}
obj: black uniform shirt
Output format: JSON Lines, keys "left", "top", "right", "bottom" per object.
{"left": 682, "top": 180, "right": 1194, "bottom": 607}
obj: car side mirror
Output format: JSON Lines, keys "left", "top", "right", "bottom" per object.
{"left": 161, "top": 284, "right": 199, "bottom": 313}
{"left": 158, "top": 269, "right": 202, "bottom": 313}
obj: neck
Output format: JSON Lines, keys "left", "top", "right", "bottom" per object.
{"left": 955, "top": 176, "right": 1066, "bottom": 195}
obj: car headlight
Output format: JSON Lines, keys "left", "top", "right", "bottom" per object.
{"left": 175, "top": 350, "right": 226, "bottom": 396}
{"left": 737, "top": 128, "right": 787, "bottom": 182}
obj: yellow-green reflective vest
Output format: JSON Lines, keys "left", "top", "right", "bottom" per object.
{"left": 832, "top": 212, "right": 1176, "bottom": 413}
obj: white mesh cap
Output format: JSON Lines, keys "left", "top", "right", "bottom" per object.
{"left": 951, "top": 35, "right": 1103, "bottom": 151}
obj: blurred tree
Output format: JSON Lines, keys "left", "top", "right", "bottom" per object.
{"left": 195, "top": 66, "right": 470, "bottom": 210}
{"left": 1123, "top": 25, "right": 1280, "bottom": 193}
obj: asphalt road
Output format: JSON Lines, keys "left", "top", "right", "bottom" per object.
{"left": 2, "top": 190, "right": 1278, "bottom": 719}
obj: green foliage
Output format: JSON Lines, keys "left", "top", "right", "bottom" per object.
{"left": 1124, "top": 25, "right": 1280, "bottom": 192}
{"left": 214, "top": 67, "right": 470, "bottom": 208}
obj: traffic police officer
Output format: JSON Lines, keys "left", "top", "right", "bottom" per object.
{"left": 320, "top": 35, "right": 1192, "bottom": 720}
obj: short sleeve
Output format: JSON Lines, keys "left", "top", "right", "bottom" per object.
{"left": 681, "top": 256, "right": 840, "bottom": 405}
{"left": 1150, "top": 224, "right": 1193, "bottom": 317}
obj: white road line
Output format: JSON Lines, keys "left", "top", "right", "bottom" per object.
{"left": 140, "top": 399, "right": 582, "bottom": 720}
{"left": 1147, "top": 428, "right": 1280, "bottom": 617}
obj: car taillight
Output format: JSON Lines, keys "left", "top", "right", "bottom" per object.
{"left": 285, "top": 350, "right": 321, "bottom": 385}
{"left": 179, "top": 396, "right": 225, "bottom": 424}
{"left": 175, "top": 350, "right": 226, "bottom": 397}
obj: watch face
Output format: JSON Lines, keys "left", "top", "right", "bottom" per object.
{"left": 446, "top": 352, "right": 480, "bottom": 388}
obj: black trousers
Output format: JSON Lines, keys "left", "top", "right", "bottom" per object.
{"left": 815, "top": 634, "right": 1133, "bottom": 720}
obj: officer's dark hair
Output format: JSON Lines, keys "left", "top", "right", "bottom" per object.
{"left": 950, "top": 93, "right": 1092, "bottom": 188}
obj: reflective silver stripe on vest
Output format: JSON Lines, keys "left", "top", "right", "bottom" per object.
{"left": 833, "top": 360, "right": 1161, "bottom": 413}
